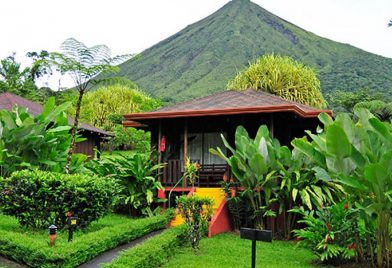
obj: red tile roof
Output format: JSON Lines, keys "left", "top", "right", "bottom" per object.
{"left": 123, "top": 89, "right": 331, "bottom": 122}
{"left": 0, "top": 92, "right": 112, "bottom": 136}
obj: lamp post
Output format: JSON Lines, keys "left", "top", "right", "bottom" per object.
{"left": 48, "top": 225, "right": 58, "bottom": 247}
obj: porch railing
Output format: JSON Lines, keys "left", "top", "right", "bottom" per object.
{"left": 161, "top": 159, "right": 229, "bottom": 187}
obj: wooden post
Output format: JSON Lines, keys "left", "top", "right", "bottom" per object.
{"left": 183, "top": 119, "right": 188, "bottom": 187}
{"left": 158, "top": 120, "right": 162, "bottom": 182}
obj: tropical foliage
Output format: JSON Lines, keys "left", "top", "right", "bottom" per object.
{"left": 292, "top": 109, "right": 392, "bottom": 267}
{"left": 0, "top": 170, "right": 119, "bottom": 229}
{"left": 76, "top": 84, "right": 160, "bottom": 131}
{"left": 0, "top": 97, "right": 72, "bottom": 177}
{"left": 211, "top": 126, "right": 281, "bottom": 229}
{"left": 291, "top": 202, "right": 361, "bottom": 264}
{"left": 86, "top": 152, "right": 164, "bottom": 216}
{"left": 176, "top": 195, "right": 213, "bottom": 249}
{"left": 211, "top": 125, "right": 340, "bottom": 234}
{"left": 227, "top": 54, "right": 326, "bottom": 108}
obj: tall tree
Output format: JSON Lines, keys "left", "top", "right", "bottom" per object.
{"left": 43, "top": 38, "right": 129, "bottom": 173}
{"left": 227, "top": 54, "right": 326, "bottom": 108}
{"left": 0, "top": 54, "right": 37, "bottom": 98}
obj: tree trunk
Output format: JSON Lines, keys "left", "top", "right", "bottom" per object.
{"left": 65, "top": 89, "right": 85, "bottom": 174}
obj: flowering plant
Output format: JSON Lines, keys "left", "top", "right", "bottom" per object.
{"left": 290, "top": 202, "right": 366, "bottom": 265}
{"left": 184, "top": 157, "right": 200, "bottom": 188}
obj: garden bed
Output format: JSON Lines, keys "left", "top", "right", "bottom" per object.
{"left": 0, "top": 210, "right": 174, "bottom": 268}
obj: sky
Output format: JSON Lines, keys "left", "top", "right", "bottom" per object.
{"left": 1, "top": 0, "right": 391, "bottom": 87}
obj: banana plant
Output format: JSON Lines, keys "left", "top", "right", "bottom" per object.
{"left": 277, "top": 147, "right": 344, "bottom": 238}
{"left": 0, "top": 98, "right": 72, "bottom": 177}
{"left": 292, "top": 109, "right": 392, "bottom": 268}
{"left": 210, "top": 125, "right": 281, "bottom": 229}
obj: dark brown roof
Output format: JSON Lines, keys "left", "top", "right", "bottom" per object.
{"left": 123, "top": 89, "right": 331, "bottom": 123}
{"left": 0, "top": 92, "right": 112, "bottom": 136}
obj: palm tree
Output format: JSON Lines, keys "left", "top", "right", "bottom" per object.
{"left": 46, "top": 38, "right": 130, "bottom": 173}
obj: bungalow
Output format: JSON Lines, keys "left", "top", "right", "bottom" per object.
{"left": 0, "top": 92, "right": 111, "bottom": 158}
{"left": 123, "top": 89, "right": 332, "bottom": 235}
{"left": 123, "top": 89, "right": 331, "bottom": 187}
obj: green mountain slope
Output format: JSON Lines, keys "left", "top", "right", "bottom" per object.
{"left": 116, "top": 0, "right": 392, "bottom": 103}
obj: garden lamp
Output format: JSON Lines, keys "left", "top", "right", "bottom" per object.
{"left": 48, "top": 224, "right": 57, "bottom": 247}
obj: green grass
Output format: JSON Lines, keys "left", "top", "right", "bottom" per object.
{"left": 0, "top": 210, "right": 174, "bottom": 268}
{"left": 163, "top": 233, "right": 317, "bottom": 268}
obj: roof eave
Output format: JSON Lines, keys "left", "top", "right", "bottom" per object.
{"left": 123, "top": 105, "right": 332, "bottom": 121}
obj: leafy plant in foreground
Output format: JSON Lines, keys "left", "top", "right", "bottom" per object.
{"left": 291, "top": 202, "right": 363, "bottom": 264}
{"left": 0, "top": 97, "right": 72, "bottom": 177}
{"left": 292, "top": 109, "right": 392, "bottom": 267}
{"left": 210, "top": 125, "right": 280, "bottom": 229}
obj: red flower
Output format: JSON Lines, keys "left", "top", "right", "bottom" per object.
{"left": 348, "top": 243, "right": 356, "bottom": 250}
{"left": 344, "top": 203, "right": 349, "bottom": 210}
{"left": 326, "top": 223, "right": 332, "bottom": 231}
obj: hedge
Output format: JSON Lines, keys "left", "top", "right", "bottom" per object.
{"left": 105, "top": 225, "right": 186, "bottom": 268}
{"left": 0, "top": 170, "right": 120, "bottom": 228}
{"left": 0, "top": 210, "right": 175, "bottom": 268}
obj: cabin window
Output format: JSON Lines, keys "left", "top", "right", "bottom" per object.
{"left": 182, "top": 132, "right": 227, "bottom": 165}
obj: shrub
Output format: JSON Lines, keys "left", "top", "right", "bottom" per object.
{"left": 86, "top": 152, "right": 165, "bottom": 216}
{"left": 0, "top": 170, "right": 119, "bottom": 229}
{"left": 0, "top": 211, "right": 175, "bottom": 268}
{"left": 291, "top": 202, "right": 363, "bottom": 264}
{"left": 176, "top": 195, "right": 213, "bottom": 249}
{"left": 104, "top": 225, "right": 186, "bottom": 268}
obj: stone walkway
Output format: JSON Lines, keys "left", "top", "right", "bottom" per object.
{"left": 78, "top": 229, "right": 163, "bottom": 268}
{"left": 0, "top": 257, "right": 25, "bottom": 268}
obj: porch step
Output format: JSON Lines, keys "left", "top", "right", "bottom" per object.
{"left": 169, "top": 188, "right": 225, "bottom": 227}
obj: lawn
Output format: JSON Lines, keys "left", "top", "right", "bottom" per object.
{"left": 0, "top": 211, "right": 173, "bottom": 268}
{"left": 163, "top": 233, "right": 317, "bottom": 268}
